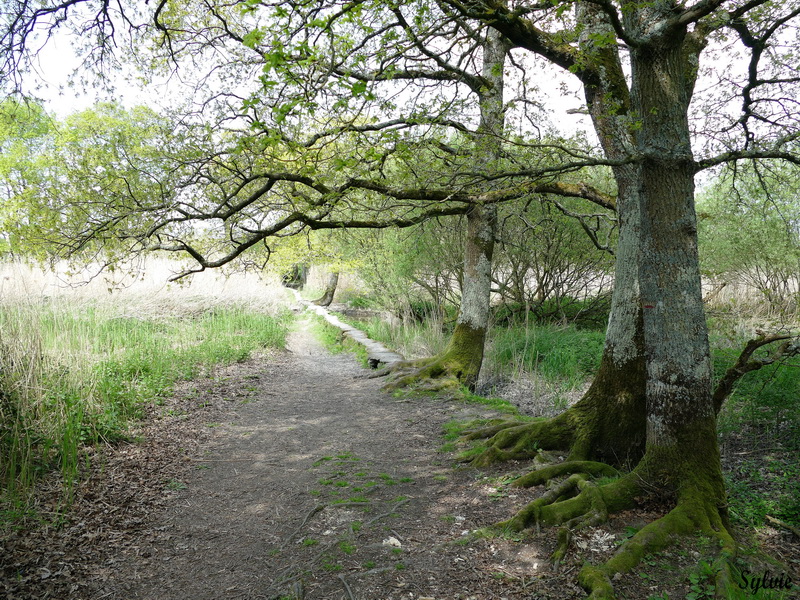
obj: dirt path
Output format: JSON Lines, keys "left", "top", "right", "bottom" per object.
{"left": 85, "top": 314, "right": 574, "bottom": 600}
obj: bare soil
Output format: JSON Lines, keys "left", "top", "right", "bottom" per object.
{"left": 2, "top": 313, "right": 798, "bottom": 599}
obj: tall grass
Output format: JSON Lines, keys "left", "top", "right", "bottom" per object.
{"left": 0, "top": 260, "right": 291, "bottom": 509}
{"left": 487, "top": 324, "right": 605, "bottom": 387}
{"left": 361, "top": 316, "right": 449, "bottom": 360}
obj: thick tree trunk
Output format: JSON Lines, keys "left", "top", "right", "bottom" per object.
{"left": 472, "top": 2, "right": 722, "bottom": 502}
{"left": 472, "top": 5, "right": 737, "bottom": 597}
{"left": 572, "top": 17, "right": 733, "bottom": 599}
{"left": 471, "top": 178, "right": 649, "bottom": 463}
{"left": 313, "top": 271, "right": 339, "bottom": 307}
{"left": 570, "top": 2, "right": 654, "bottom": 464}
{"left": 527, "top": 4, "right": 647, "bottom": 465}
{"left": 471, "top": 8, "right": 647, "bottom": 465}
{"left": 628, "top": 25, "right": 727, "bottom": 508}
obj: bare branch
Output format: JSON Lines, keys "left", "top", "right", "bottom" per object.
{"left": 713, "top": 332, "right": 800, "bottom": 413}
{"left": 694, "top": 137, "right": 800, "bottom": 172}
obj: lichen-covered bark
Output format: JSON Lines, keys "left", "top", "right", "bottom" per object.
{"left": 466, "top": 153, "right": 648, "bottom": 467}
{"left": 491, "top": 10, "right": 733, "bottom": 599}
{"left": 469, "top": 7, "right": 735, "bottom": 598}
{"left": 576, "top": 25, "right": 736, "bottom": 594}
{"left": 465, "top": 3, "right": 648, "bottom": 469}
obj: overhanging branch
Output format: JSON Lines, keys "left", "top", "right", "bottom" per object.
{"left": 713, "top": 332, "right": 800, "bottom": 413}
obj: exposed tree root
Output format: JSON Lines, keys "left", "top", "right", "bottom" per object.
{"left": 578, "top": 499, "right": 735, "bottom": 599}
{"left": 380, "top": 356, "right": 464, "bottom": 394}
{"left": 376, "top": 322, "right": 487, "bottom": 392}
{"left": 500, "top": 470, "right": 642, "bottom": 533}
{"left": 459, "top": 359, "right": 647, "bottom": 469}
{"left": 461, "top": 412, "right": 576, "bottom": 467}
{"left": 491, "top": 454, "right": 736, "bottom": 600}
{"left": 513, "top": 460, "right": 619, "bottom": 488}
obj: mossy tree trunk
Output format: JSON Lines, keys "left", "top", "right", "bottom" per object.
{"left": 469, "top": 8, "right": 649, "bottom": 466}
{"left": 474, "top": 6, "right": 737, "bottom": 597}
{"left": 626, "top": 4, "right": 730, "bottom": 524}
{"left": 384, "top": 30, "right": 507, "bottom": 392}
{"left": 568, "top": 4, "right": 650, "bottom": 466}
{"left": 574, "top": 24, "right": 735, "bottom": 595}
{"left": 438, "top": 203, "right": 496, "bottom": 389}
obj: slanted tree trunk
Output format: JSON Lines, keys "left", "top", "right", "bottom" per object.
{"left": 313, "top": 271, "right": 339, "bottom": 307}
{"left": 386, "top": 202, "right": 496, "bottom": 391}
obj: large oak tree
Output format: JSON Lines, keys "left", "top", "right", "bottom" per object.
{"left": 446, "top": 0, "right": 799, "bottom": 596}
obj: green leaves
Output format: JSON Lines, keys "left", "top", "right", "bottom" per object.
{"left": 697, "top": 160, "right": 800, "bottom": 316}
{"left": 586, "top": 30, "right": 616, "bottom": 48}
{"left": 0, "top": 101, "right": 179, "bottom": 262}
{"left": 242, "top": 28, "right": 265, "bottom": 49}
{"left": 350, "top": 80, "right": 368, "bottom": 96}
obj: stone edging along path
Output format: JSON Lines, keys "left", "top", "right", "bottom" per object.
{"left": 292, "top": 289, "right": 405, "bottom": 368}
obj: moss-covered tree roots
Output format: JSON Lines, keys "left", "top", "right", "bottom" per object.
{"left": 461, "top": 413, "right": 577, "bottom": 466}
{"left": 571, "top": 469, "right": 736, "bottom": 600}
{"left": 462, "top": 350, "right": 648, "bottom": 468}
{"left": 380, "top": 323, "right": 486, "bottom": 393}
{"left": 472, "top": 426, "right": 737, "bottom": 600}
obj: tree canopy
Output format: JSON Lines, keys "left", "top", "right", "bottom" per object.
{"left": 2, "top": 1, "right": 623, "bottom": 277}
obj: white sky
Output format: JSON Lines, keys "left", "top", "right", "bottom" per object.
{"left": 26, "top": 26, "right": 171, "bottom": 119}
{"left": 27, "top": 33, "right": 101, "bottom": 116}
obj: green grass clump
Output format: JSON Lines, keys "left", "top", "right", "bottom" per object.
{"left": 488, "top": 324, "right": 605, "bottom": 387}
{"left": 459, "top": 388, "right": 520, "bottom": 414}
{"left": 310, "top": 316, "right": 345, "bottom": 351}
{"left": 353, "top": 315, "right": 448, "bottom": 362}
{"left": 0, "top": 299, "right": 290, "bottom": 512}
{"left": 310, "top": 316, "right": 370, "bottom": 366}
